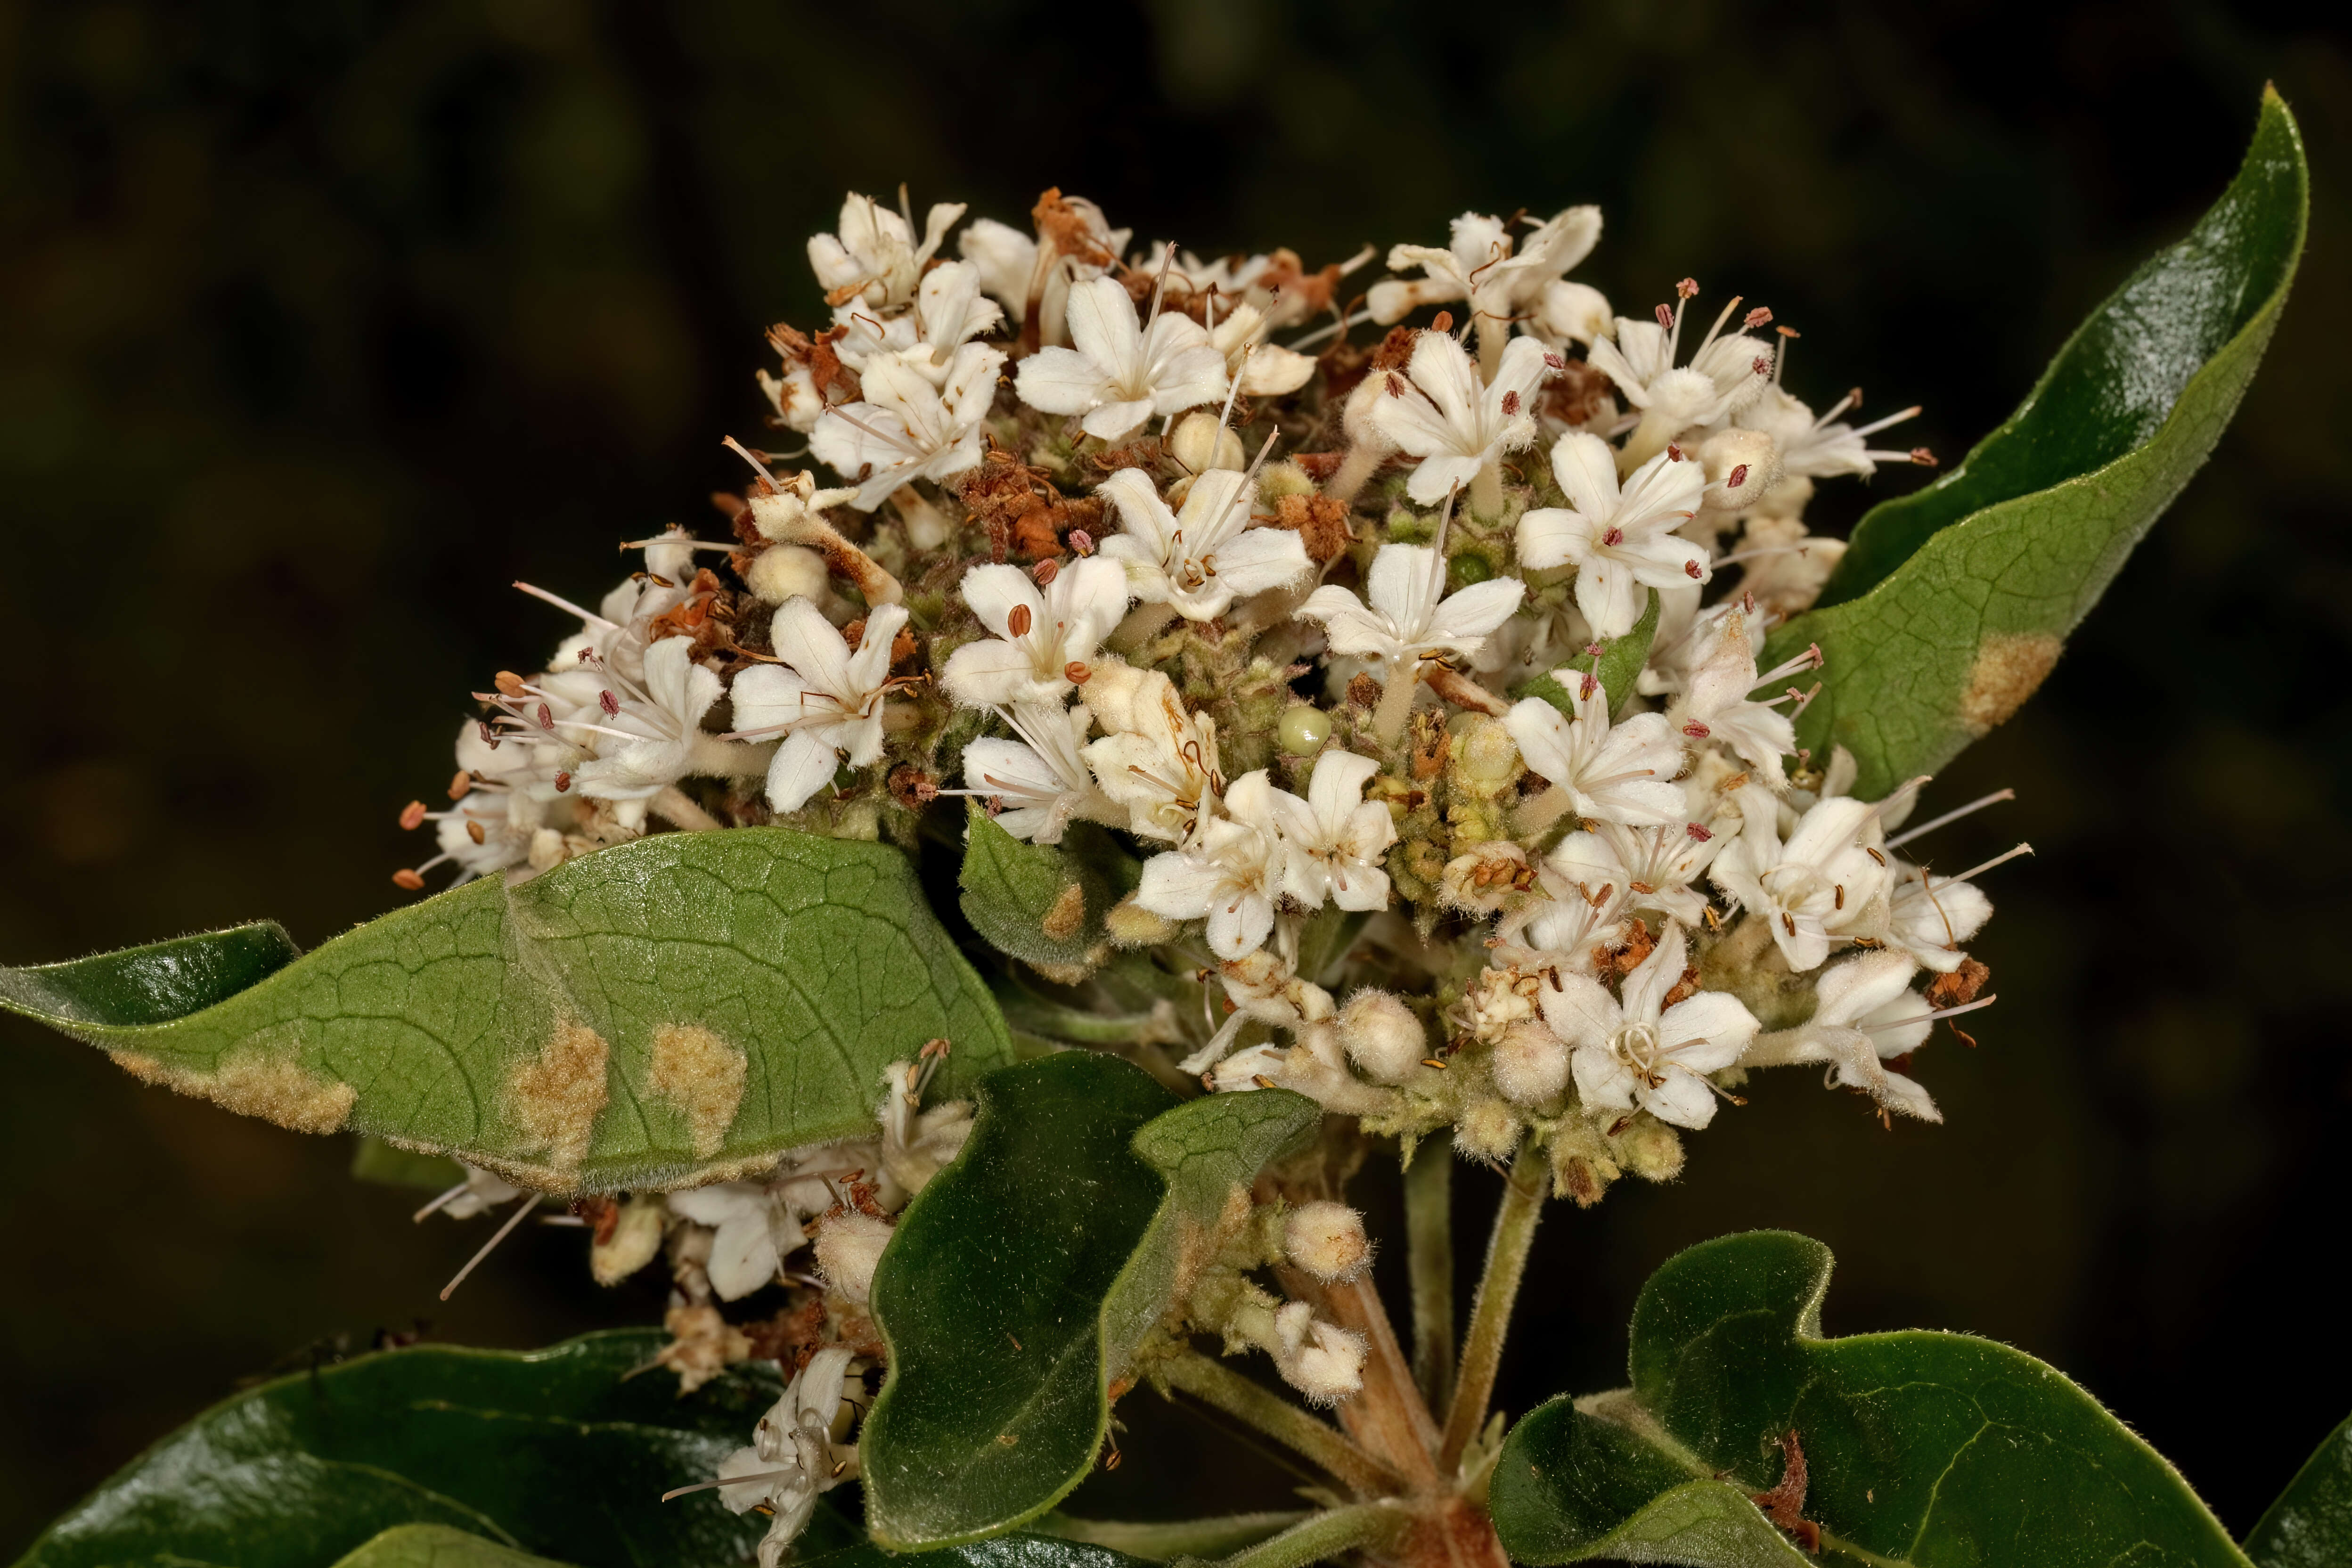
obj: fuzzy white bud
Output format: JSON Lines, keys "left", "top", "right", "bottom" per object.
{"left": 812, "top": 1209, "right": 894, "bottom": 1306}
{"left": 1270, "top": 1300, "right": 1366, "bottom": 1406}
{"left": 1490, "top": 1021, "right": 1569, "bottom": 1107}
{"left": 591, "top": 1197, "right": 667, "bottom": 1286}
{"left": 1697, "top": 427, "right": 1782, "bottom": 523}
{"left": 1337, "top": 989, "right": 1424, "bottom": 1083}
{"left": 1282, "top": 1200, "right": 1371, "bottom": 1282}
{"left": 1536, "top": 279, "right": 1613, "bottom": 346}
{"left": 1456, "top": 1094, "right": 1525, "bottom": 1165}
{"left": 746, "top": 543, "right": 829, "bottom": 605}
{"left": 1170, "top": 411, "right": 1246, "bottom": 474}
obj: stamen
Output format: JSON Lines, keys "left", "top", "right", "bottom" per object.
{"left": 1944, "top": 842, "right": 2034, "bottom": 883}
{"left": 439, "top": 1192, "right": 542, "bottom": 1301}
{"left": 1885, "top": 788, "right": 2016, "bottom": 849}
{"left": 412, "top": 1178, "right": 471, "bottom": 1223}
{"left": 662, "top": 1468, "right": 804, "bottom": 1503}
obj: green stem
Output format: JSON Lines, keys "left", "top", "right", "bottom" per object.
{"left": 1437, "top": 1140, "right": 1547, "bottom": 1471}
{"left": 1209, "top": 1502, "right": 1412, "bottom": 1568}
{"left": 1039, "top": 1511, "right": 1311, "bottom": 1562}
{"left": 1405, "top": 1135, "right": 1454, "bottom": 1412}
{"left": 1162, "top": 1350, "right": 1403, "bottom": 1498}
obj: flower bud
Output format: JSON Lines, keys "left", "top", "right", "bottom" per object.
{"left": 1455, "top": 1094, "right": 1524, "bottom": 1165}
{"left": 812, "top": 1209, "right": 894, "bottom": 1306}
{"left": 1282, "top": 1201, "right": 1371, "bottom": 1282}
{"left": 1170, "top": 411, "right": 1246, "bottom": 474}
{"left": 1698, "top": 428, "right": 1781, "bottom": 521}
{"left": 1271, "top": 1301, "right": 1366, "bottom": 1406}
{"left": 591, "top": 1196, "right": 666, "bottom": 1286}
{"left": 1536, "top": 279, "right": 1613, "bottom": 347}
{"left": 1450, "top": 716, "right": 1523, "bottom": 796}
{"left": 746, "top": 543, "right": 829, "bottom": 605}
{"left": 1490, "top": 1021, "right": 1569, "bottom": 1107}
{"left": 1105, "top": 894, "right": 1179, "bottom": 947}
{"left": 1337, "top": 989, "right": 1424, "bottom": 1083}
{"left": 1612, "top": 1113, "right": 1687, "bottom": 1183}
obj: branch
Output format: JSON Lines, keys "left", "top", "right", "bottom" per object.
{"left": 1438, "top": 1139, "right": 1546, "bottom": 1471}
{"left": 1161, "top": 1350, "right": 1404, "bottom": 1499}
{"left": 1209, "top": 1502, "right": 1412, "bottom": 1568}
{"left": 1405, "top": 1135, "right": 1455, "bottom": 1411}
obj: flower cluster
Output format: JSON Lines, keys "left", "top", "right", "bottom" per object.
{"left": 397, "top": 187, "right": 2021, "bottom": 1537}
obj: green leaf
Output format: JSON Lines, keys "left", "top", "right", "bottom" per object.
{"left": 861, "top": 1055, "right": 1319, "bottom": 1549}
{"left": 1767, "top": 90, "right": 2308, "bottom": 797}
{"left": 11, "top": 1331, "right": 779, "bottom": 1568}
{"left": 0, "top": 829, "right": 1012, "bottom": 1193}
{"left": 2245, "top": 1410, "right": 2352, "bottom": 1568}
{"left": 800, "top": 1531, "right": 1152, "bottom": 1568}
{"left": 328, "top": 1525, "right": 577, "bottom": 1568}
{"left": 1491, "top": 1231, "right": 2249, "bottom": 1567}
{"left": 960, "top": 807, "right": 1138, "bottom": 980}
{"left": 1513, "top": 588, "right": 1659, "bottom": 721}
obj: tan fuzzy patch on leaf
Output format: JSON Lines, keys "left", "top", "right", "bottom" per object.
{"left": 1040, "top": 882, "right": 1087, "bottom": 943}
{"left": 505, "top": 1019, "right": 611, "bottom": 1169}
{"left": 109, "top": 1049, "right": 357, "bottom": 1135}
{"left": 648, "top": 1023, "right": 748, "bottom": 1159}
{"left": 1959, "top": 632, "right": 2062, "bottom": 735}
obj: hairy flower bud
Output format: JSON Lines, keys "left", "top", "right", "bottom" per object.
{"left": 1105, "top": 894, "right": 1180, "bottom": 947}
{"left": 1272, "top": 1300, "right": 1366, "bottom": 1406}
{"left": 1170, "top": 411, "right": 1246, "bottom": 474}
{"left": 746, "top": 543, "right": 829, "bottom": 605}
{"left": 591, "top": 1197, "right": 667, "bottom": 1286}
{"left": 1449, "top": 715, "right": 1523, "bottom": 796}
{"left": 1337, "top": 989, "right": 1424, "bottom": 1083}
{"left": 1612, "top": 1113, "right": 1687, "bottom": 1183}
{"left": 1490, "top": 1020, "right": 1569, "bottom": 1107}
{"left": 1455, "top": 1094, "right": 1524, "bottom": 1165}
{"left": 812, "top": 1209, "right": 894, "bottom": 1306}
{"left": 1282, "top": 1201, "right": 1371, "bottom": 1282}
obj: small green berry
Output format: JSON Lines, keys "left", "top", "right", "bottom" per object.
{"left": 1279, "top": 706, "right": 1333, "bottom": 755}
{"left": 1448, "top": 552, "right": 1494, "bottom": 587}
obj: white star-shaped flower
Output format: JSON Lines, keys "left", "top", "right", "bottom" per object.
{"left": 1503, "top": 676, "right": 1686, "bottom": 826}
{"left": 1516, "top": 433, "right": 1711, "bottom": 638}
{"left": 1096, "top": 466, "right": 1308, "bottom": 622}
{"left": 1708, "top": 789, "right": 1891, "bottom": 972}
{"left": 1537, "top": 921, "right": 1759, "bottom": 1129}
{"left": 810, "top": 343, "right": 1005, "bottom": 511}
{"left": 1267, "top": 751, "right": 1396, "bottom": 912}
{"left": 728, "top": 598, "right": 909, "bottom": 813}
{"left": 1297, "top": 541, "right": 1526, "bottom": 673}
{"left": 1744, "top": 950, "right": 1944, "bottom": 1122}
{"left": 954, "top": 702, "right": 1102, "bottom": 846}
{"left": 1587, "top": 287, "right": 1774, "bottom": 462}
{"left": 809, "top": 192, "right": 964, "bottom": 310}
{"left": 941, "top": 556, "right": 1130, "bottom": 709}
{"left": 1367, "top": 331, "right": 1557, "bottom": 505}
{"left": 832, "top": 259, "right": 1005, "bottom": 378}
{"left": 1013, "top": 275, "right": 1228, "bottom": 442}
{"left": 1544, "top": 818, "right": 1727, "bottom": 928}
{"left": 1135, "top": 770, "right": 1287, "bottom": 959}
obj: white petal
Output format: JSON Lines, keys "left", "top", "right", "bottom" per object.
{"left": 1548, "top": 432, "right": 1622, "bottom": 519}
{"left": 766, "top": 730, "right": 840, "bottom": 812}
{"left": 1207, "top": 527, "right": 1311, "bottom": 599}
{"left": 1065, "top": 277, "right": 1141, "bottom": 378}
{"left": 1014, "top": 346, "right": 1110, "bottom": 416}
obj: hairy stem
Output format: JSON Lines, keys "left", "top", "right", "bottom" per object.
{"left": 1294, "top": 1269, "right": 1444, "bottom": 1488}
{"left": 1162, "top": 1350, "right": 1403, "bottom": 1498}
{"left": 1040, "top": 1511, "right": 1311, "bottom": 1561}
{"left": 1438, "top": 1140, "right": 1547, "bottom": 1470}
{"left": 1404, "top": 1135, "right": 1455, "bottom": 1412}
{"left": 1213, "top": 1502, "right": 1413, "bottom": 1568}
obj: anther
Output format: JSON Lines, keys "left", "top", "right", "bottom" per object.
{"left": 1603, "top": 526, "right": 1625, "bottom": 546}
{"left": 1654, "top": 303, "right": 1674, "bottom": 329}
{"left": 1683, "top": 560, "right": 1703, "bottom": 579}
{"left": 1069, "top": 529, "right": 1096, "bottom": 555}
{"left": 1430, "top": 310, "right": 1454, "bottom": 333}
{"left": 1032, "top": 557, "right": 1060, "bottom": 586}
{"left": 536, "top": 703, "right": 554, "bottom": 730}
{"left": 467, "top": 821, "right": 487, "bottom": 846}
{"left": 1910, "top": 447, "right": 1939, "bottom": 467}
{"left": 494, "top": 671, "right": 527, "bottom": 698}
{"left": 554, "top": 771, "right": 571, "bottom": 792}
{"left": 448, "top": 770, "right": 473, "bottom": 801}
{"left": 1007, "top": 604, "right": 1033, "bottom": 637}
{"left": 1743, "top": 306, "right": 1773, "bottom": 329}
{"left": 1065, "top": 661, "right": 1092, "bottom": 685}
{"left": 1676, "top": 278, "right": 1699, "bottom": 299}
{"left": 392, "top": 868, "right": 426, "bottom": 890}
{"left": 1728, "top": 464, "right": 1749, "bottom": 488}
{"left": 399, "top": 800, "right": 427, "bottom": 831}
{"left": 600, "top": 690, "right": 620, "bottom": 716}
{"left": 1683, "top": 721, "right": 1711, "bottom": 738}
{"left": 1686, "top": 822, "right": 1713, "bottom": 842}
{"left": 1502, "top": 390, "right": 1521, "bottom": 416}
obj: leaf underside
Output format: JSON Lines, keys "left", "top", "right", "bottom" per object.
{"left": 861, "top": 1054, "right": 1318, "bottom": 1549}
{"left": 959, "top": 807, "right": 1139, "bottom": 978}
{"left": 9, "top": 1331, "right": 776, "bottom": 1568}
{"left": 0, "top": 829, "right": 1013, "bottom": 1193}
{"left": 1491, "top": 1231, "right": 2250, "bottom": 1567}
{"left": 1767, "top": 90, "right": 2307, "bottom": 796}
{"left": 2244, "top": 1410, "right": 2352, "bottom": 1568}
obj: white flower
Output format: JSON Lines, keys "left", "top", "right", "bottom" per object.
{"left": 809, "top": 191, "right": 964, "bottom": 310}
{"left": 1708, "top": 791, "right": 1891, "bottom": 972}
{"left": 1208, "top": 299, "right": 1319, "bottom": 395}
{"left": 1267, "top": 751, "right": 1396, "bottom": 911}
{"left": 1368, "top": 207, "right": 1601, "bottom": 339}
{"left": 1747, "top": 950, "right": 1944, "bottom": 1122}
{"left": 668, "top": 1181, "right": 799, "bottom": 1301}
{"left": 1670, "top": 609, "right": 1807, "bottom": 776}
{"left": 942, "top": 557, "right": 1129, "bottom": 709}
{"left": 958, "top": 197, "right": 1130, "bottom": 320}
{"left": 711, "top": 1345, "right": 859, "bottom": 1568}
{"left": 1013, "top": 276, "right": 1228, "bottom": 441}
{"left": 1081, "top": 662, "right": 1223, "bottom": 843}
{"left": 1367, "top": 332, "right": 1556, "bottom": 505}
{"left": 1587, "top": 288, "right": 1774, "bottom": 460}
{"left": 1884, "top": 857, "right": 2001, "bottom": 973}
{"left": 1739, "top": 384, "right": 1925, "bottom": 481}
{"left": 1503, "top": 678, "right": 1687, "bottom": 826}
{"left": 1096, "top": 466, "right": 1308, "bottom": 621}
{"left": 832, "top": 260, "right": 1004, "bottom": 376}
{"left": 569, "top": 636, "right": 723, "bottom": 803}
{"left": 1728, "top": 513, "right": 1846, "bottom": 621}
{"left": 956, "top": 702, "right": 1102, "bottom": 846}
{"left": 729, "top": 599, "right": 909, "bottom": 813}
{"left": 809, "top": 343, "right": 1005, "bottom": 512}
{"left": 1296, "top": 541, "right": 1526, "bottom": 674}
{"left": 1516, "top": 434, "right": 1711, "bottom": 638}
{"left": 1538, "top": 922, "right": 1758, "bottom": 1129}
{"left": 1135, "top": 770, "right": 1286, "bottom": 959}
{"left": 1545, "top": 818, "right": 1726, "bottom": 927}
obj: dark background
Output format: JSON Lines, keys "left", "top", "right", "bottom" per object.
{"left": 3, "top": 0, "right": 2348, "bottom": 1553}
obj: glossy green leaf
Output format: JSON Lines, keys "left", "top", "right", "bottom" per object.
{"left": 960, "top": 808, "right": 1138, "bottom": 980}
{"left": 0, "top": 829, "right": 1012, "bottom": 1194}
{"left": 1515, "top": 588, "right": 1659, "bottom": 721}
{"left": 862, "top": 1054, "right": 1319, "bottom": 1549}
{"left": 328, "top": 1525, "right": 576, "bottom": 1568}
{"left": 1767, "top": 90, "right": 2307, "bottom": 796}
{"left": 10, "top": 1331, "right": 778, "bottom": 1568}
{"left": 800, "top": 1530, "right": 1151, "bottom": 1568}
{"left": 2245, "top": 1410, "right": 2352, "bottom": 1568}
{"left": 1491, "top": 1231, "right": 2248, "bottom": 1567}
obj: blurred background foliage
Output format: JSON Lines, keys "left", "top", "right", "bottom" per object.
{"left": 2, "top": 0, "right": 2348, "bottom": 1552}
